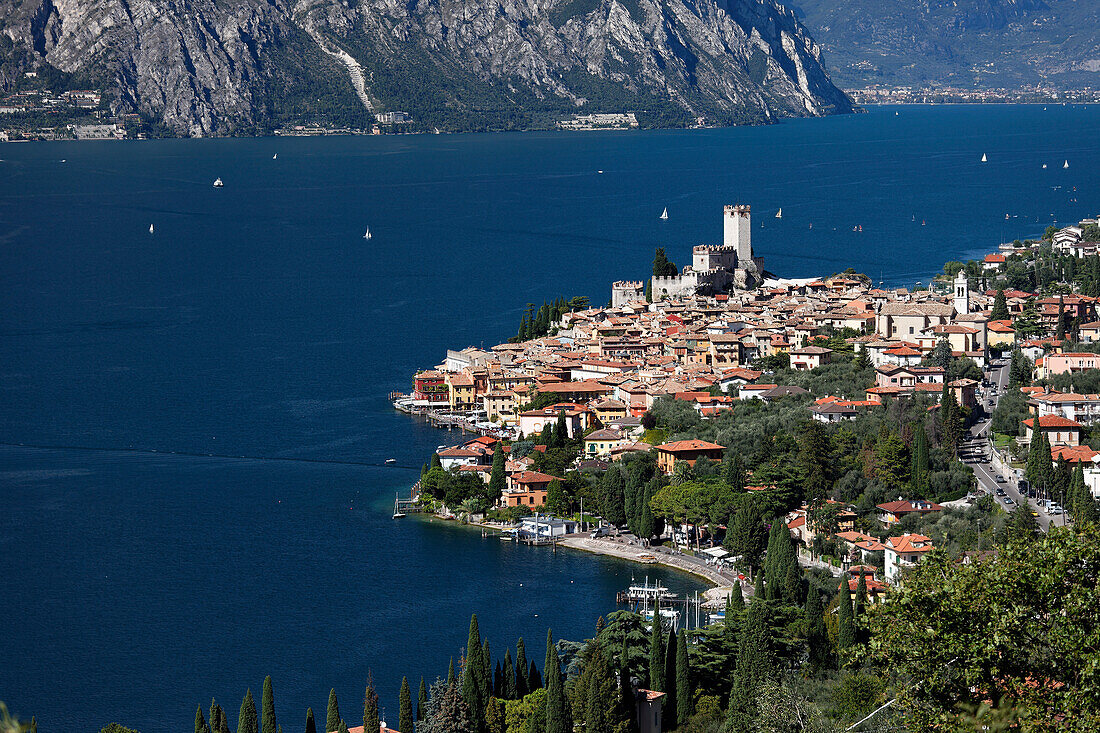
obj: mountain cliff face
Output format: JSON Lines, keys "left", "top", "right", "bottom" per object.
{"left": 0, "top": 0, "right": 851, "bottom": 135}
{"left": 789, "top": 0, "right": 1100, "bottom": 88}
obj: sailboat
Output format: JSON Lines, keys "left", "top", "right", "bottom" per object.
{"left": 272, "top": 153, "right": 278, "bottom": 160}
{"left": 1064, "top": 160, "right": 1070, "bottom": 169}
{"left": 1043, "top": 163, "right": 1048, "bottom": 169}
{"left": 363, "top": 227, "right": 372, "bottom": 240}
{"left": 393, "top": 493, "right": 406, "bottom": 519}
{"left": 775, "top": 208, "right": 783, "bottom": 219}
{"left": 981, "top": 153, "right": 988, "bottom": 163}
{"left": 149, "top": 224, "right": 154, "bottom": 234}
{"left": 659, "top": 207, "right": 669, "bottom": 220}
{"left": 213, "top": 177, "right": 224, "bottom": 188}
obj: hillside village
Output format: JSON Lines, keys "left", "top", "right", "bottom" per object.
{"left": 399, "top": 207, "right": 1100, "bottom": 594}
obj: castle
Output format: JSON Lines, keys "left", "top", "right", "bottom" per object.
{"left": 612, "top": 205, "right": 764, "bottom": 306}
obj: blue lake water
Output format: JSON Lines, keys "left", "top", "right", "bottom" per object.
{"left": 1, "top": 104, "right": 1098, "bottom": 731}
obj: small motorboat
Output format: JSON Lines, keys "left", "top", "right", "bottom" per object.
{"left": 385, "top": 458, "right": 397, "bottom": 465}
{"left": 213, "top": 177, "right": 224, "bottom": 188}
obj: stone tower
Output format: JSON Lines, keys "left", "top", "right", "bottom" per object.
{"left": 723, "top": 204, "right": 752, "bottom": 264}
{"left": 954, "top": 270, "right": 969, "bottom": 315}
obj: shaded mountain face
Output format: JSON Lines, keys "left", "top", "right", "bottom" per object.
{"left": 0, "top": 0, "right": 850, "bottom": 135}
{"left": 789, "top": 0, "right": 1100, "bottom": 88}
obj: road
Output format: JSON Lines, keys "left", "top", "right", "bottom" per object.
{"left": 960, "top": 357, "right": 1055, "bottom": 532}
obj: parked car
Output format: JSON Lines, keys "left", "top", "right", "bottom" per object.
{"left": 1004, "top": 497, "right": 1015, "bottom": 505}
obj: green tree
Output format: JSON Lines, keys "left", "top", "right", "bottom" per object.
{"left": 652, "top": 247, "right": 678, "bottom": 277}
{"left": 448, "top": 658, "right": 456, "bottom": 686}
{"left": 726, "top": 598, "right": 774, "bottom": 731}
{"left": 196, "top": 706, "right": 211, "bottom": 733}
{"left": 326, "top": 688, "right": 341, "bottom": 733}
{"left": 544, "top": 630, "right": 571, "bottom": 733}
{"left": 305, "top": 709, "right": 316, "bottom": 733}
{"left": 502, "top": 651, "right": 517, "bottom": 699}
{"left": 931, "top": 338, "right": 953, "bottom": 371}
{"left": 990, "top": 288, "right": 1010, "bottom": 321}
{"left": 1056, "top": 296, "right": 1068, "bottom": 340}
{"left": 261, "top": 677, "right": 276, "bottom": 733}
{"left": 545, "top": 479, "right": 568, "bottom": 517}
{"left": 1008, "top": 502, "right": 1039, "bottom": 542}
{"left": 855, "top": 344, "right": 871, "bottom": 370}
{"left": 362, "top": 673, "right": 379, "bottom": 733}
{"left": 836, "top": 574, "right": 856, "bottom": 659}
{"left": 398, "top": 677, "right": 413, "bottom": 733}
{"left": 870, "top": 532, "right": 1100, "bottom": 731}
{"left": 599, "top": 467, "right": 627, "bottom": 526}
{"left": 675, "top": 628, "right": 693, "bottom": 726}
{"left": 462, "top": 616, "right": 486, "bottom": 733}
{"left": 726, "top": 501, "right": 768, "bottom": 575}
{"left": 515, "top": 639, "right": 529, "bottom": 698}
{"left": 488, "top": 448, "right": 506, "bottom": 505}
{"left": 804, "top": 586, "right": 832, "bottom": 671}
{"left": 910, "top": 422, "right": 931, "bottom": 496}
{"left": 420, "top": 681, "right": 473, "bottom": 733}
{"left": 211, "top": 701, "right": 230, "bottom": 733}
{"left": 237, "top": 690, "right": 258, "bottom": 733}
{"left": 662, "top": 628, "right": 677, "bottom": 729}
{"left": 763, "top": 520, "right": 799, "bottom": 603}
{"left": 418, "top": 678, "right": 428, "bottom": 721}
{"left": 797, "top": 421, "right": 832, "bottom": 505}
{"left": 724, "top": 453, "right": 746, "bottom": 492}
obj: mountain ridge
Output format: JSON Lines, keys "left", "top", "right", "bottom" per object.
{"left": 0, "top": 0, "right": 852, "bottom": 135}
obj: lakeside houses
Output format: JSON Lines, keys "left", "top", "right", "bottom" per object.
{"left": 402, "top": 202, "right": 1100, "bottom": 599}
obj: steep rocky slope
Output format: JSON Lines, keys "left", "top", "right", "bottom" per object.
{"left": 0, "top": 0, "right": 851, "bottom": 135}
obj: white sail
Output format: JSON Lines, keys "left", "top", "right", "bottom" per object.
{"left": 659, "top": 207, "right": 668, "bottom": 220}
{"left": 1043, "top": 164, "right": 1048, "bottom": 169}
{"left": 272, "top": 153, "right": 277, "bottom": 160}
{"left": 364, "top": 227, "right": 372, "bottom": 240}
{"left": 981, "top": 153, "right": 988, "bottom": 162}
{"left": 1064, "top": 160, "right": 1070, "bottom": 169}
{"left": 775, "top": 208, "right": 782, "bottom": 219}
{"left": 149, "top": 224, "right": 154, "bottom": 234}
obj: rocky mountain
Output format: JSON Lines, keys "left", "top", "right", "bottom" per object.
{"left": 0, "top": 0, "right": 851, "bottom": 135}
{"left": 789, "top": 0, "right": 1100, "bottom": 88}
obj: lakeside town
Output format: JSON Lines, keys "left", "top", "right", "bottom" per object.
{"left": 396, "top": 201, "right": 1100, "bottom": 603}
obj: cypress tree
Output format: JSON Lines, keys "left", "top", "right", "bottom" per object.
{"left": 553, "top": 411, "right": 568, "bottom": 449}
{"left": 337, "top": 721, "right": 349, "bottom": 733}
{"left": 196, "top": 705, "right": 211, "bottom": 733}
{"left": 662, "top": 629, "right": 677, "bottom": 730}
{"left": 726, "top": 598, "right": 773, "bottom": 732}
{"left": 363, "top": 672, "right": 379, "bottom": 733}
{"left": 763, "top": 520, "right": 797, "bottom": 601}
{"left": 462, "top": 616, "right": 486, "bottom": 733}
{"left": 488, "top": 447, "right": 506, "bottom": 504}
{"left": 528, "top": 660, "right": 541, "bottom": 690}
{"left": 493, "top": 661, "right": 502, "bottom": 698}
{"left": 675, "top": 629, "right": 693, "bottom": 726}
{"left": 910, "top": 423, "right": 931, "bottom": 496}
{"left": 837, "top": 574, "right": 856, "bottom": 659}
{"left": 482, "top": 639, "right": 493, "bottom": 701}
{"left": 805, "top": 586, "right": 832, "bottom": 670}
{"left": 211, "top": 701, "right": 230, "bottom": 733}
{"left": 261, "top": 676, "right": 277, "bottom": 733}
{"left": 1056, "top": 296, "right": 1067, "bottom": 340}
{"left": 326, "top": 690, "right": 340, "bottom": 733}
{"left": 544, "top": 629, "right": 572, "bottom": 733}
{"left": 430, "top": 452, "right": 442, "bottom": 470}
{"left": 515, "top": 639, "right": 529, "bottom": 697}
{"left": 399, "top": 677, "right": 414, "bottom": 733}
{"left": 448, "top": 656, "right": 456, "bottom": 685}
{"left": 502, "top": 650, "right": 517, "bottom": 699}
{"left": 305, "top": 709, "right": 316, "bottom": 733}
{"left": 990, "top": 289, "right": 1009, "bottom": 321}
{"left": 854, "top": 571, "right": 869, "bottom": 638}
{"left": 724, "top": 452, "right": 746, "bottom": 492}
{"left": 648, "top": 603, "right": 664, "bottom": 691}
{"left": 237, "top": 689, "right": 258, "bottom": 733}
{"left": 624, "top": 472, "right": 642, "bottom": 535}
{"left": 417, "top": 678, "right": 428, "bottom": 721}
{"left": 599, "top": 466, "right": 627, "bottom": 526}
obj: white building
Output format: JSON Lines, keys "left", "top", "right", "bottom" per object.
{"left": 884, "top": 533, "right": 935, "bottom": 582}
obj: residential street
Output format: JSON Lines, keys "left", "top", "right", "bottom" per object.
{"left": 961, "top": 357, "right": 1054, "bottom": 532}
